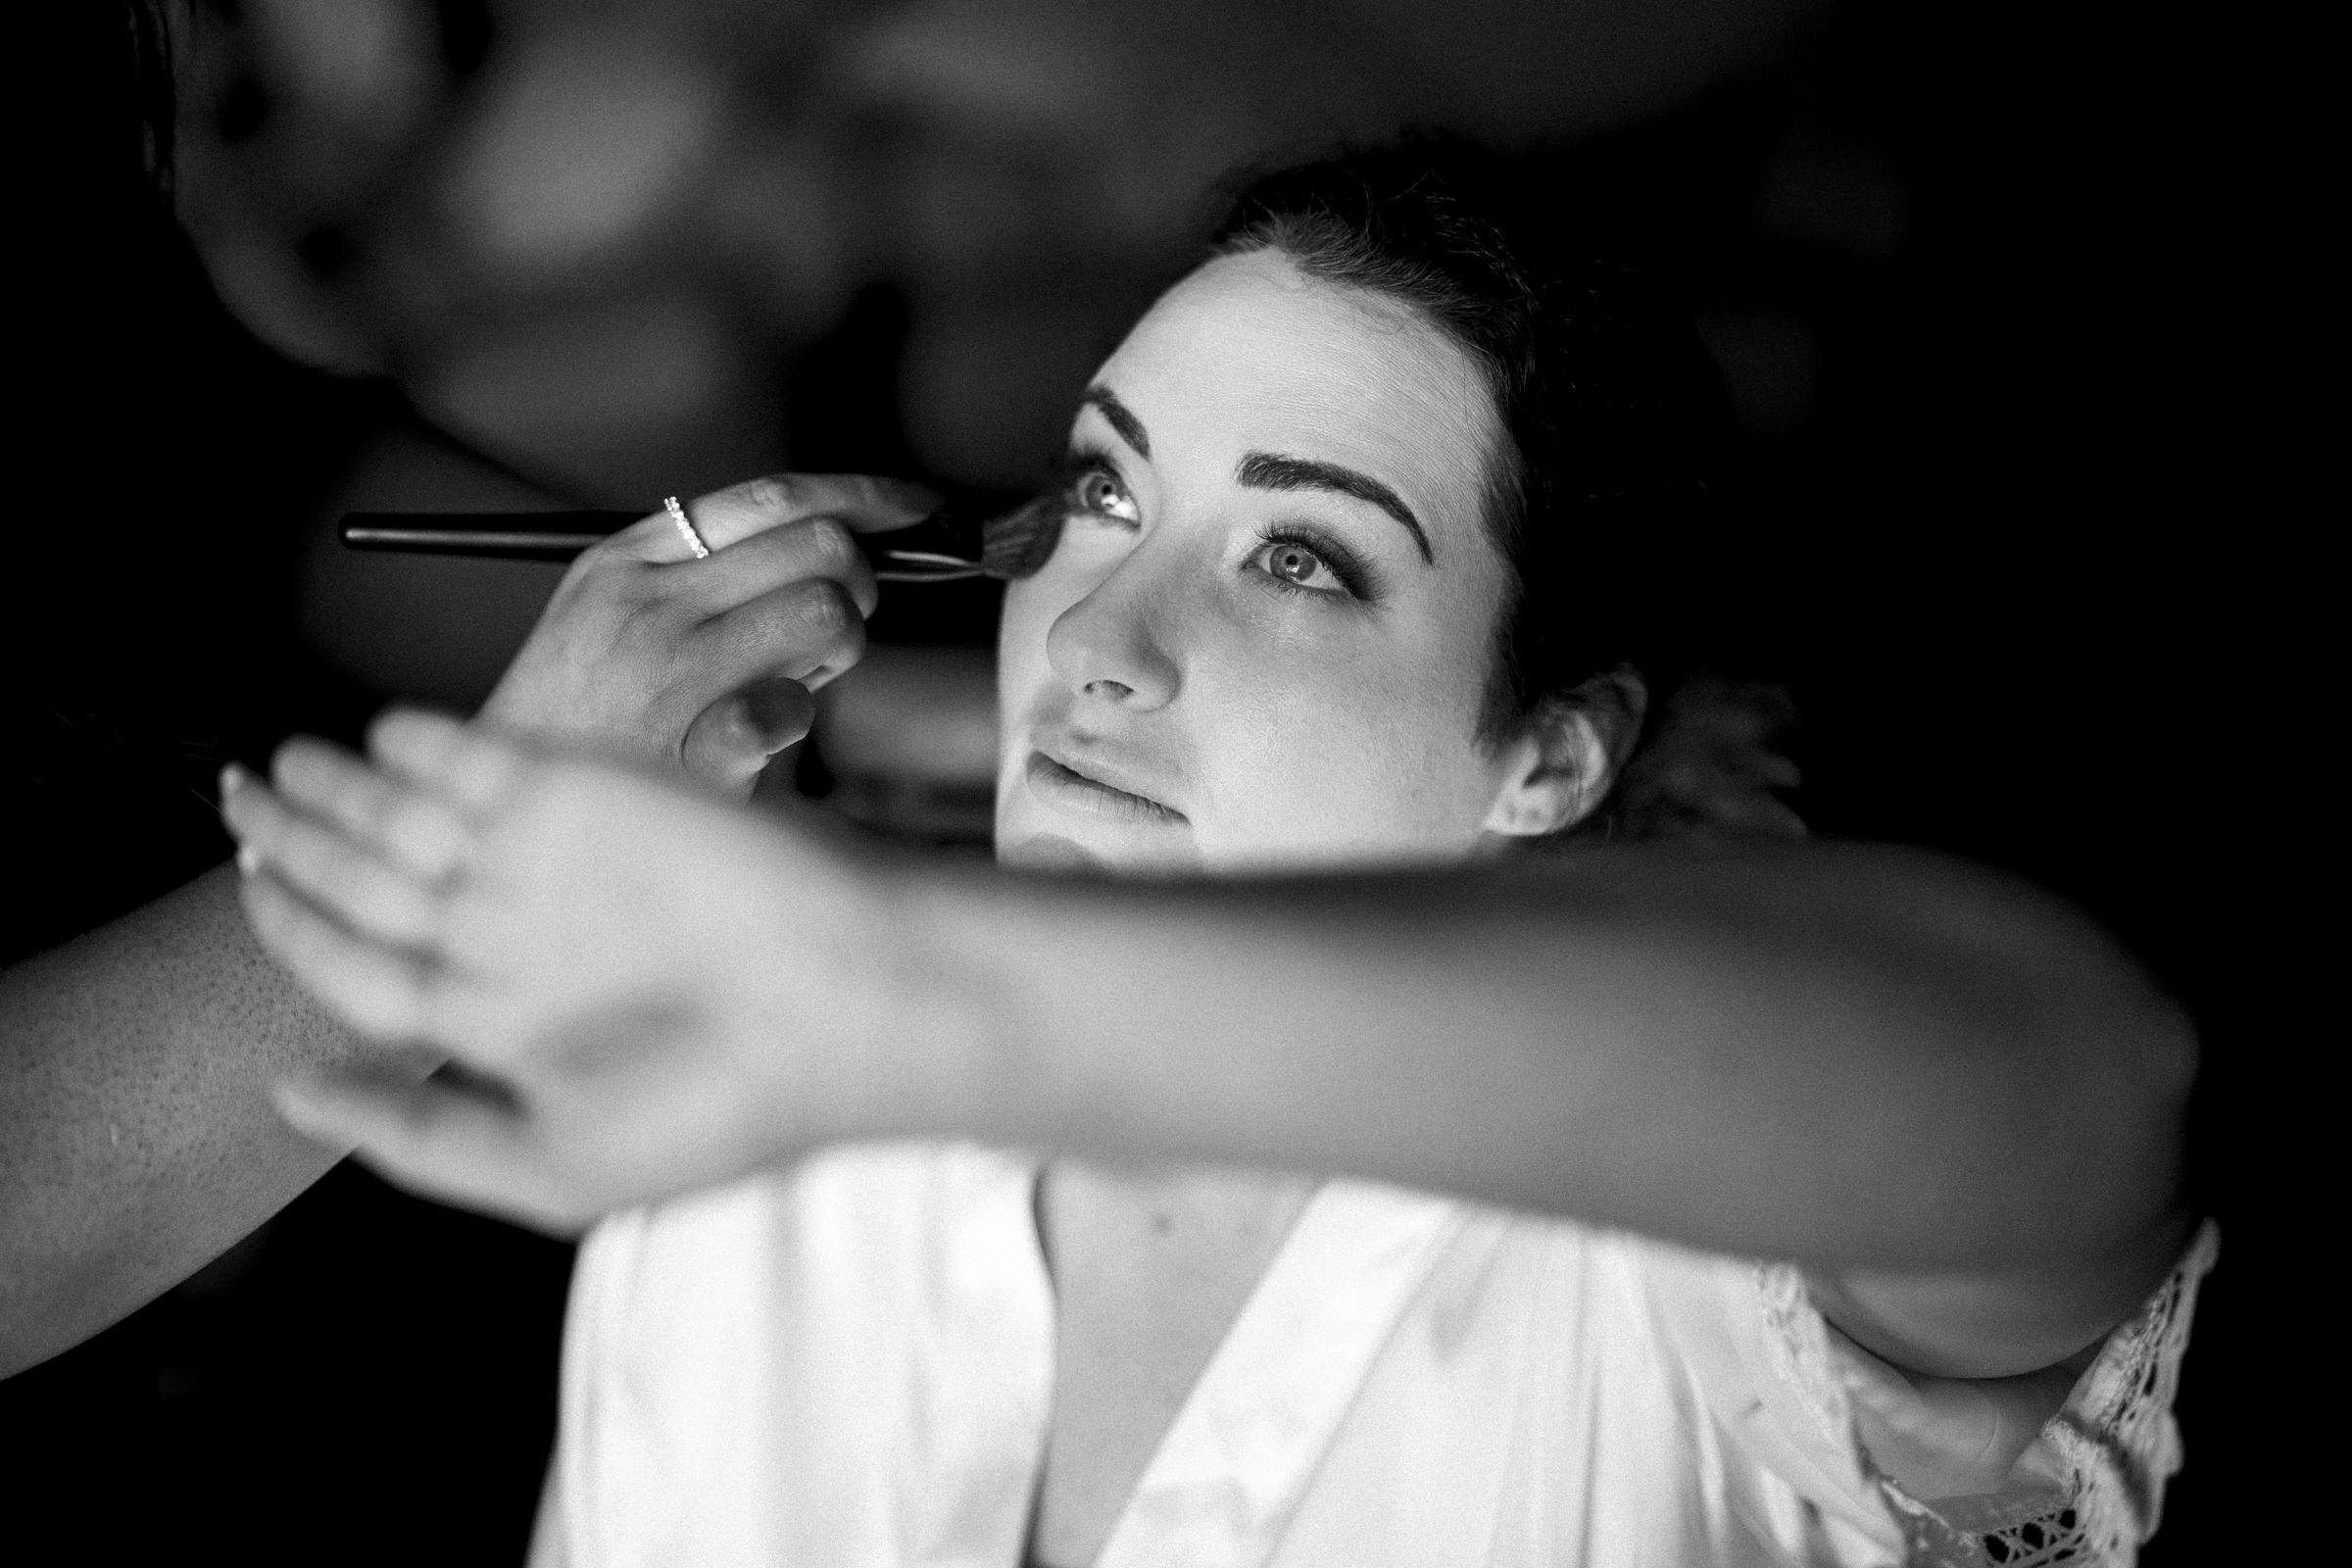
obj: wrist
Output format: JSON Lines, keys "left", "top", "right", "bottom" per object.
{"left": 865, "top": 852, "right": 1053, "bottom": 1150}
{"left": 726, "top": 823, "right": 1013, "bottom": 1154}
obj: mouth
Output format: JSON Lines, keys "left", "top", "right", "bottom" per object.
{"left": 1025, "top": 750, "right": 1187, "bottom": 826}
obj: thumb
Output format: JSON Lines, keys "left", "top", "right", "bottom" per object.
{"left": 682, "top": 677, "right": 815, "bottom": 794}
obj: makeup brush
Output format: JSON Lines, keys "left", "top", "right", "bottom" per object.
{"left": 340, "top": 494, "right": 1066, "bottom": 582}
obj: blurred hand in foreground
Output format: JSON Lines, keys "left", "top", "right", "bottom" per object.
{"left": 482, "top": 472, "right": 939, "bottom": 798}
{"left": 218, "top": 710, "right": 955, "bottom": 1231}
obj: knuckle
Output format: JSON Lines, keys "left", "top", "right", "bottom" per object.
{"left": 803, "top": 517, "right": 859, "bottom": 574}
{"left": 737, "top": 472, "right": 800, "bottom": 515}
{"left": 387, "top": 799, "right": 467, "bottom": 877}
{"left": 342, "top": 777, "right": 395, "bottom": 838}
{"left": 832, "top": 603, "right": 869, "bottom": 658}
{"left": 801, "top": 578, "right": 858, "bottom": 635}
{"left": 279, "top": 811, "right": 331, "bottom": 874}
{"left": 378, "top": 794, "right": 429, "bottom": 851}
{"left": 606, "top": 564, "right": 663, "bottom": 612}
{"left": 568, "top": 536, "right": 627, "bottom": 578}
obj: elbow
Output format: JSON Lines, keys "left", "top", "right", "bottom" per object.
{"left": 1971, "top": 860, "right": 2201, "bottom": 1147}
{"left": 2024, "top": 944, "right": 2201, "bottom": 1263}
{"left": 1933, "top": 869, "right": 2202, "bottom": 1261}
{"left": 2068, "top": 909, "right": 2199, "bottom": 1169}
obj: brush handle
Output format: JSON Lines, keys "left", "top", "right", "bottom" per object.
{"left": 339, "top": 511, "right": 991, "bottom": 581}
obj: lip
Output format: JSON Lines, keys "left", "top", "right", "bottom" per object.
{"left": 1025, "top": 747, "right": 1187, "bottom": 825}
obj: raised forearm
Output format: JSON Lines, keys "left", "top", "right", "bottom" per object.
{"left": 0, "top": 864, "right": 417, "bottom": 1376}
{"left": 915, "top": 843, "right": 2193, "bottom": 1275}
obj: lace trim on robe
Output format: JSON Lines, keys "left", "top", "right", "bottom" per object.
{"left": 1754, "top": 1221, "right": 2219, "bottom": 1568}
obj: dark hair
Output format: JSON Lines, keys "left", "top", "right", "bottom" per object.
{"left": 1210, "top": 136, "right": 1800, "bottom": 842}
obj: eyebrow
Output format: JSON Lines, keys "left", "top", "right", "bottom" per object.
{"left": 1082, "top": 386, "right": 1151, "bottom": 460}
{"left": 1236, "top": 452, "right": 1434, "bottom": 564}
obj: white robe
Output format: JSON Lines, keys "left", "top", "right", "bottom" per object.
{"left": 532, "top": 1144, "right": 2215, "bottom": 1568}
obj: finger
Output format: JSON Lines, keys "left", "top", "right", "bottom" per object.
{"left": 691, "top": 515, "right": 881, "bottom": 620}
{"left": 272, "top": 1072, "right": 589, "bottom": 1235}
{"left": 576, "top": 504, "right": 703, "bottom": 566}
{"left": 265, "top": 738, "right": 472, "bottom": 881}
{"left": 367, "top": 708, "right": 532, "bottom": 816}
{"left": 238, "top": 868, "right": 437, "bottom": 1041}
{"left": 223, "top": 766, "right": 441, "bottom": 947}
{"left": 693, "top": 576, "right": 867, "bottom": 694}
{"left": 687, "top": 472, "right": 943, "bottom": 553}
{"left": 681, "top": 677, "right": 815, "bottom": 790}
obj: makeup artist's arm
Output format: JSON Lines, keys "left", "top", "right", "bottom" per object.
{"left": 0, "top": 872, "right": 405, "bottom": 1376}
{"left": 0, "top": 411, "right": 567, "bottom": 1376}
{"left": 225, "top": 719, "right": 2196, "bottom": 1378}
{"left": 0, "top": 416, "right": 561, "bottom": 1376}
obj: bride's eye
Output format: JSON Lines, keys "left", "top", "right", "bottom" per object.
{"left": 1249, "top": 532, "right": 1362, "bottom": 598}
{"left": 1069, "top": 464, "right": 1142, "bottom": 526}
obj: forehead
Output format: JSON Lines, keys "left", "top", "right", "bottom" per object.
{"left": 1097, "top": 250, "right": 1498, "bottom": 529}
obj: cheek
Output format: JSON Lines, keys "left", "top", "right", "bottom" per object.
{"left": 993, "top": 577, "right": 1064, "bottom": 744}
{"left": 1187, "top": 632, "right": 1504, "bottom": 863}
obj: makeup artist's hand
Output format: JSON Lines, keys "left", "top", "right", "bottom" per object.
{"left": 481, "top": 473, "right": 941, "bottom": 799}
{"left": 219, "top": 710, "right": 972, "bottom": 1230}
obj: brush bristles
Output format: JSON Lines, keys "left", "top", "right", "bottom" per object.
{"left": 980, "top": 494, "right": 1068, "bottom": 579}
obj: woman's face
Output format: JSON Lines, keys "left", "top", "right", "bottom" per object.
{"left": 994, "top": 248, "right": 1542, "bottom": 874}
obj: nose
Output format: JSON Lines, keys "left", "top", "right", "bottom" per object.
{"left": 1044, "top": 550, "right": 1181, "bottom": 711}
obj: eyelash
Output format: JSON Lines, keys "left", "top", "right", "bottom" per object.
{"left": 1053, "top": 447, "right": 1378, "bottom": 602}
{"left": 1252, "top": 525, "right": 1375, "bottom": 601}
{"left": 1056, "top": 448, "right": 1139, "bottom": 525}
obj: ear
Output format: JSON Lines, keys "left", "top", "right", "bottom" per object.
{"left": 1480, "top": 666, "right": 1649, "bottom": 840}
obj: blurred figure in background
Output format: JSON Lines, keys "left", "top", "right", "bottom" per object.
{"left": 161, "top": 0, "right": 1815, "bottom": 507}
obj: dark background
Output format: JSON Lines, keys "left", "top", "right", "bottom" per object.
{"left": 4, "top": 0, "right": 2260, "bottom": 1559}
